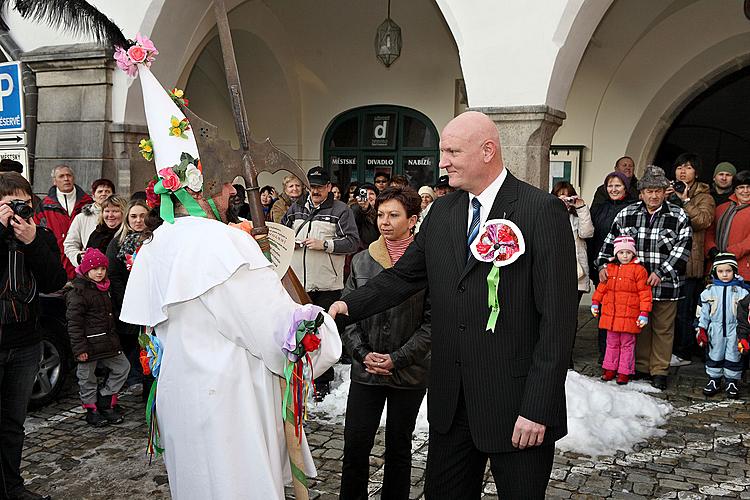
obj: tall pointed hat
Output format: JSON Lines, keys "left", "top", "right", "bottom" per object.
{"left": 114, "top": 34, "right": 220, "bottom": 223}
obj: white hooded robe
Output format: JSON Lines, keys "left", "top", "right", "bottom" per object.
{"left": 120, "top": 216, "right": 341, "bottom": 500}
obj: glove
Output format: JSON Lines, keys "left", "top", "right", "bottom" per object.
{"left": 591, "top": 304, "right": 600, "bottom": 318}
{"left": 696, "top": 328, "right": 708, "bottom": 348}
{"left": 738, "top": 338, "right": 749, "bottom": 355}
{"left": 636, "top": 315, "right": 648, "bottom": 328}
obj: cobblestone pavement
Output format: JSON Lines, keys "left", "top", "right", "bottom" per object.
{"left": 20, "top": 309, "right": 750, "bottom": 499}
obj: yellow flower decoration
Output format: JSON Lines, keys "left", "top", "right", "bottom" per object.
{"left": 138, "top": 138, "right": 154, "bottom": 161}
{"left": 173, "top": 88, "right": 184, "bottom": 98}
{"left": 167, "top": 115, "right": 191, "bottom": 139}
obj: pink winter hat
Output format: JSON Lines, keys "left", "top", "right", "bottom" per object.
{"left": 613, "top": 235, "right": 636, "bottom": 256}
{"left": 76, "top": 248, "right": 109, "bottom": 276}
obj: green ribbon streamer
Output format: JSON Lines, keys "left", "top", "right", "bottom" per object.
{"left": 154, "top": 180, "right": 207, "bottom": 224}
{"left": 486, "top": 266, "right": 500, "bottom": 332}
{"left": 145, "top": 380, "right": 164, "bottom": 456}
{"left": 207, "top": 198, "right": 222, "bottom": 221}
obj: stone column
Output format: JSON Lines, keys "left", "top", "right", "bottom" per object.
{"left": 474, "top": 106, "right": 566, "bottom": 190}
{"left": 21, "top": 43, "right": 114, "bottom": 193}
{"left": 110, "top": 123, "right": 151, "bottom": 195}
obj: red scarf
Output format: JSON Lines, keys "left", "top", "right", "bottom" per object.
{"left": 384, "top": 235, "right": 414, "bottom": 264}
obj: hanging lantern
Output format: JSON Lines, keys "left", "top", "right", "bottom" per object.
{"left": 375, "top": 0, "right": 401, "bottom": 67}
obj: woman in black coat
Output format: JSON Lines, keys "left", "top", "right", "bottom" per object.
{"left": 86, "top": 195, "right": 127, "bottom": 254}
{"left": 588, "top": 171, "right": 637, "bottom": 359}
{"left": 340, "top": 186, "right": 430, "bottom": 500}
{"left": 107, "top": 199, "right": 150, "bottom": 393}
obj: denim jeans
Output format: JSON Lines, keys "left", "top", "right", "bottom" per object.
{"left": 0, "top": 343, "right": 41, "bottom": 497}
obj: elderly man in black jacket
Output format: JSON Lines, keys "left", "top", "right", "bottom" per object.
{"left": 329, "top": 111, "right": 576, "bottom": 499}
{"left": 0, "top": 172, "right": 67, "bottom": 500}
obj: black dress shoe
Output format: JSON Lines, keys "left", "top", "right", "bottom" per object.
{"left": 8, "top": 486, "right": 52, "bottom": 500}
{"left": 632, "top": 371, "right": 651, "bottom": 381}
{"left": 651, "top": 375, "right": 668, "bottom": 390}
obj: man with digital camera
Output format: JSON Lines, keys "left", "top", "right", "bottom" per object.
{"left": 281, "top": 166, "right": 359, "bottom": 399}
{"left": 0, "top": 173, "right": 67, "bottom": 500}
{"left": 351, "top": 182, "right": 380, "bottom": 249}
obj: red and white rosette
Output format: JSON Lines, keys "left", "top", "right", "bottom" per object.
{"left": 470, "top": 219, "right": 526, "bottom": 332}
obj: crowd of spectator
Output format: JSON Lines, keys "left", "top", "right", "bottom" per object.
{"left": 565, "top": 154, "right": 750, "bottom": 396}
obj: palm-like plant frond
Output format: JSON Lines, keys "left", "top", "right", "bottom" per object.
{"left": 0, "top": 0, "right": 128, "bottom": 49}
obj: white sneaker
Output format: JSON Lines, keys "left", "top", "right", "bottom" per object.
{"left": 669, "top": 354, "right": 691, "bottom": 367}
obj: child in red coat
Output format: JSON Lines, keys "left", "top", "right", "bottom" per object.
{"left": 591, "top": 235, "right": 653, "bottom": 384}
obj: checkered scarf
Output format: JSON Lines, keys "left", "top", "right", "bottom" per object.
{"left": 595, "top": 201, "right": 692, "bottom": 300}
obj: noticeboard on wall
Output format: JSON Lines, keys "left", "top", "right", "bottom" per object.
{"left": 549, "top": 145, "right": 584, "bottom": 193}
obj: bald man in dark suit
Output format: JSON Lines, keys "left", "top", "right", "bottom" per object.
{"left": 329, "top": 111, "right": 576, "bottom": 499}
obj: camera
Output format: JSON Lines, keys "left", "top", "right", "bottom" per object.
{"left": 8, "top": 200, "right": 33, "bottom": 220}
{"left": 357, "top": 187, "right": 368, "bottom": 201}
{"left": 672, "top": 180, "right": 687, "bottom": 194}
{"left": 563, "top": 196, "right": 577, "bottom": 204}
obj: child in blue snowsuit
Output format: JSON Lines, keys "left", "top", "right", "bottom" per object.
{"left": 696, "top": 253, "right": 748, "bottom": 399}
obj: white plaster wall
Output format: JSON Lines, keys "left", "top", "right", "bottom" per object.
{"left": 175, "top": 0, "right": 462, "bottom": 173}
{"left": 554, "top": 0, "right": 750, "bottom": 202}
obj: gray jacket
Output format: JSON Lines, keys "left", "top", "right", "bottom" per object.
{"left": 341, "top": 237, "right": 431, "bottom": 389}
{"left": 282, "top": 193, "right": 359, "bottom": 292}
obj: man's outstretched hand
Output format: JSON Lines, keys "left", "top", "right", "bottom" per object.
{"left": 328, "top": 301, "right": 349, "bottom": 319}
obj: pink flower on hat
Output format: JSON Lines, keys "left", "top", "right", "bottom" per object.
{"left": 158, "top": 168, "right": 181, "bottom": 192}
{"left": 127, "top": 45, "right": 147, "bottom": 63}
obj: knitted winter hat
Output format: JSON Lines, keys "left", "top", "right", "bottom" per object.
{"left": 637, "top": 165, "right": 670, "bottom": 191}
{"left": 713, "top": 162, "right": 736, "bottom": 177}
{"left": 418, "top": 186, "right": 436, "bottom": 200}
{"left": 712, "top": 252, "right": 738, "bottom": 274}
{"left": 76, "top": 248, "right": 109, "bottom": 276}
{"left": 613, "top": 235, "right": 637, "bottom": 256}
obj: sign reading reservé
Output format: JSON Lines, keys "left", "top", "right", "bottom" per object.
{"left": 0, "top": 62, "right": 24, "bottom": 132}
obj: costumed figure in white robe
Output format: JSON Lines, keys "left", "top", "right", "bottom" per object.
{"left": 121, "top": 216, "right": 341, "bottom": 499}
{"left": 114, "top": 34, "right": 342, "bottom": 499}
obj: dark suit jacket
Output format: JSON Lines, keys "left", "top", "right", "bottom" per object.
{"left": 344, "top": 172, "right": 577, "bottom": 453}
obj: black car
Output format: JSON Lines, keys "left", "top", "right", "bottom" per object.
{"left": 28, "top": 293, "right": 73, "bottom": 409}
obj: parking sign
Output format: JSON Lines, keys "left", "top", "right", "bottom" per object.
{"left": 0, "top": 62, "right": 24, "bottom": 132}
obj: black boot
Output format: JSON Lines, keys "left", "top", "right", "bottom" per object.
{"left": 85, "top": 408, "right": 108, "bottom": 427}
{"left": 97, "top": 392, "right": 124, "bottom": 425}
{"left": 703, "top": 378, "right": 722, "bottom": 396}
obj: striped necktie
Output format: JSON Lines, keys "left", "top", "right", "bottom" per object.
{"left": 467, "top": 197, "right": 482, "bottom": 259}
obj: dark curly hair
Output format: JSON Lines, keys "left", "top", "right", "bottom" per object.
{"left": 374, "top": 186, "right": 422, "bottom": 219}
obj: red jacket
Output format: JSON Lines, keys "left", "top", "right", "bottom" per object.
{"left": 705, "top": 195, "right": 750, "bottom": 278}
{"left": 592, "top": 260, "right": 652, "bottom": 334}
{"left": 34, "top": 185, "right": 93, "bottom": 280}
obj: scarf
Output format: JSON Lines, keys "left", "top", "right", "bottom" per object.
{"left": 117, "top": 231, "right": 145, "bottom": 263}
{"left": 76, "top": 272, "right": 111, "bottom": 292}
{"left": 384, "top": 235, "right": 414, "bottom": 264}
{"left": 716, "top": 201, "right": 750, "bottom": 252}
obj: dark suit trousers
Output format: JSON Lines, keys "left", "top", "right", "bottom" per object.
{"left": 425, "top": 388, "right": 554, "bottom": 500}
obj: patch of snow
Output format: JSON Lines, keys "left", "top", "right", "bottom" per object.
{"left": 311, "top": 367, "right": 672, "bottom": 459}
{"left": 557, "top": 371, "right": 672, "bottom": 457}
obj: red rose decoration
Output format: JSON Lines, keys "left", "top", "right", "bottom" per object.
{"left": 139, "top": 349, "right": 151, "bottom": 376}
{"left": 301, "top": 333, "right": 321, "bottom": 353}
{"left": 145, "top": 179, "right": 160, "bottom": 208}
{"left": 127, "top": 45, "right": 147, "bottom": 63}
{"left": 158, "top": 168, "right": 181, "bottom": 192}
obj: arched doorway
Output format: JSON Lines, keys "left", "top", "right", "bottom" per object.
{"left": 654, "top": 66, "right": 750, "bottom": 177}
{"left": 322, "top": 105, "right": 440, "bottom": 190}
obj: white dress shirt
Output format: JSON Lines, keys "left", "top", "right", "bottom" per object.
{"left": 467, "top": 168, "right": 508, "bottom": 231}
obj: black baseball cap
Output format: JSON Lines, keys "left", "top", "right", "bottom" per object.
{"left": 435, "top": 174, "right": 450, "bottom": 188}
{"left": 307, "top": 166, "right": 330, "bottom": 186}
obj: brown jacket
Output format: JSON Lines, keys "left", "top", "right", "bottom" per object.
{"left": 66, "top": 276, "right": 121, "bottom": 361}
{"left": 680, "top": 182, "right": 714, "bottom": 278}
